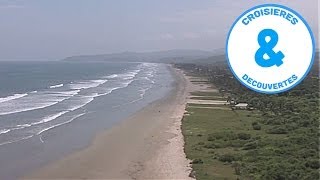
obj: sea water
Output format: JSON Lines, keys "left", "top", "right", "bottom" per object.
{"left": 0, "top": 61, "right": 174, "bottom": 179}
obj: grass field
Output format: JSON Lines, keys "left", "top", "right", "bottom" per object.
{"left": 183, "top": 90, "right": 285, "bottom": 179}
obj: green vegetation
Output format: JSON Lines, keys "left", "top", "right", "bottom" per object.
{"left": 177, "top": 59, "right": 319, "bottom": 180}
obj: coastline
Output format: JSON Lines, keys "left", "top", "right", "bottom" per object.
{"left": 23, "top": 65, "right": 193, "bottom": 179}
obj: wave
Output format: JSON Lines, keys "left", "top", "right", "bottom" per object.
{"left": 0, "top": 90, "right": 79, "bottom": 116}
{"left": 0, "top": 129, "right": 10, "bottom": 135}
{"left": 65, "top": 78, "right": 136, "bottom": 112}
{"left": 0, "top": 64, "right": 153, "bottom": 117}
{"left": 0, "top": 113, "right": 85, "bottom": 146}
{"left": 69, "top": 80, "right": 108, "bottom": 90}
{"left": 141, "top": 77, "right": 155, "bottom": 84}
{"left": 0, "top": 63, "right": 161, "bottom": 147}
{"left": 105, "top": 74, "right": 118, "bottom": 78}
{"left": 10, "top": 86, "right": 122, "bottom": 130}
{"left": 49, "top": 84, "right": 64, "bottom": 89}
{"left": 16, "top": 124, "right": 32, "bottom": 128}
{"left": 12, "top": 111, "right": 69, "bottom": 132}
{"left": 31, "top": 111, "right": 69, "bottom": 126}
{"left": 0, "top": 135, "right": 33, "bottom": 146}
{"left": 120, "top": 70, "right": 140, "bottom": 80}
{"left": 37, "top": 113, "right": 85, "bottom": 135}
{"left": 66, "top": 95, "right": 95, "bottom": 111}
{"left": 0, "top": 93, "right": 28, "bottom": 103}
{"left": 113, "top": 85, "right": 152, "bottom": 108}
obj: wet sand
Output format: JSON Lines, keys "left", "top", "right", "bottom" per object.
{"left": 24, "top": 66, "right": 193, "bottom": 180}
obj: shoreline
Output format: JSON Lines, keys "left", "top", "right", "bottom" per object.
{"left": 23, "top": 65, "right": 193, "bottom": 179}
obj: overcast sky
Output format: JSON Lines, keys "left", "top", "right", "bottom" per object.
{"left": 0, "top": 0, "right": 318, "bottom": 60}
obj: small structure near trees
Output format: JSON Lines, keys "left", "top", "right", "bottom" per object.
{"left": 232, "top": 103, "right": 249, "bottom": 110}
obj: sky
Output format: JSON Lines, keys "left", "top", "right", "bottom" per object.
{"left": 0, "top": 0, "right": 318, "bottom": 61}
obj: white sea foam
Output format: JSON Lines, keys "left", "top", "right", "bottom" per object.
{"left": 66, "top": 96, "right": 95, "bottom": 111}
{"left": 118, "top": 70, "right": 140, "bottom": 80}
{"left": 16, "top": 124, "right": 32, "bottom": 128}
{"left": 113, "top": 85, "right": 152, "bottom": 108}
{"left": 49, "top": 84, "right": 64, "bottom": 89}
{"left": 66, "top": 87, "right": 120, "bottom": 111}
{"left": 0, "top": 63, "right": 161, "bottom": 147}
{"left": 66, "top": 79, "right": 136, "bottom": 111}
{"left": 37, "top": 113, "right": 85, "bottom": 135}
{"left": 105, "top": 74, "right": 118, "bottom": 78}
{"left": 0, "top": 93, "right": 28, "bottom": 103}
{"left": 69, "top": 80, "right": 108, "bottom": 90}
{"left": 0, "top": 129, "right": 10, "bottom": 135}
{"left": 0, "top": 135, "right": 33, "bottom": 146}
{"left": 31, "top": 111, "right": 69, "bottom": 126}
{"left": 52, "top": 90, "right": 80, "bottom": 97}
{"left": 0, "top": 90, "right": 79, "bottom": 116}
{"left": 103, "top": 68, "right": 141, "bottom": 81}
{"left": 13, "top": 111, "right": 69, "bottom": 131}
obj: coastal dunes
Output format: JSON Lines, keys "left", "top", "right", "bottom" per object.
{"left": 23, "top": 67, "right": 193, "bottom": 180}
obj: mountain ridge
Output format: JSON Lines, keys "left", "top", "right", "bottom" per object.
{"left": 63, "top": 49, "right": 224, "bottom": 63}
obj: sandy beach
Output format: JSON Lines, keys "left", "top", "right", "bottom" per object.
{"left": 24, "top": 66, "right": 193, "bottom": 180}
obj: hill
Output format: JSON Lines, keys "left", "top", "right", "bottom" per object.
{"left": 63, "top": 49, "right": 223, "bottom": 63}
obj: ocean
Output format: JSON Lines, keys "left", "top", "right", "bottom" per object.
{"left": 0, "top": 61, "right": 174, "bottom": 179}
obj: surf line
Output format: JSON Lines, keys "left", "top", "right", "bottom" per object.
{"left": 242, "top": 74, "right": 298, "bottom": 91}
{"left": 37, "top": 113, "right": 86, "bottom": 143}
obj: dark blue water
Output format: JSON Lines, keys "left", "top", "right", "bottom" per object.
{"left": 0, "top": 61, "right": 174, "bottom": 179}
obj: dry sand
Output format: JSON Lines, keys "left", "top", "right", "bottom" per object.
{"left": 187, "top": 99, "right": 227, "bottom": 105}
{"left": 23, "top": 67, "right": 193, "bottom": 180}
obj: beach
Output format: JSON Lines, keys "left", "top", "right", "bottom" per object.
{"left": 24, "top": 66, "right": 193, "bottom": 179}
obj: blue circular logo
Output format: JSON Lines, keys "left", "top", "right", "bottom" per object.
{"left": 226, "top": 4, "right": 315, "bottom": 94}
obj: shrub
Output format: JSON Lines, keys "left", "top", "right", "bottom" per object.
{"left": 204, "top": 142, "right": 225, "bottom": 149}
{"left": 243, "top": 141, "right": 258, "bottom": 150}
{"left": 207, "top": 136, "right": 215, "bottom": 141}
{"left": 192, "top": 158, "right": 204, "bottom": 164}
{"left": 266, "top": 126, "right": 288, "bottom": 134}
{"left": 218, "top": 154, "right": 236, "bottom": 163}
{"left": 252, "top": 124, "right": 261, "bottom": 130}
{"left": 197, "top": 142, "right": 205, "bottom": 145}
{"left": 305, "top": 159, "right": 320, "bottom": 169}
{"left": 237, "top": 133, "right": 251, "bottom": 140}
{"left": 229, "top": 140, "right": 246, "bottom": 148}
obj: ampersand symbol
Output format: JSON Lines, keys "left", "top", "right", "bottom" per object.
{"left": 255, "top": 29, "right": 285, "bottom": 67}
